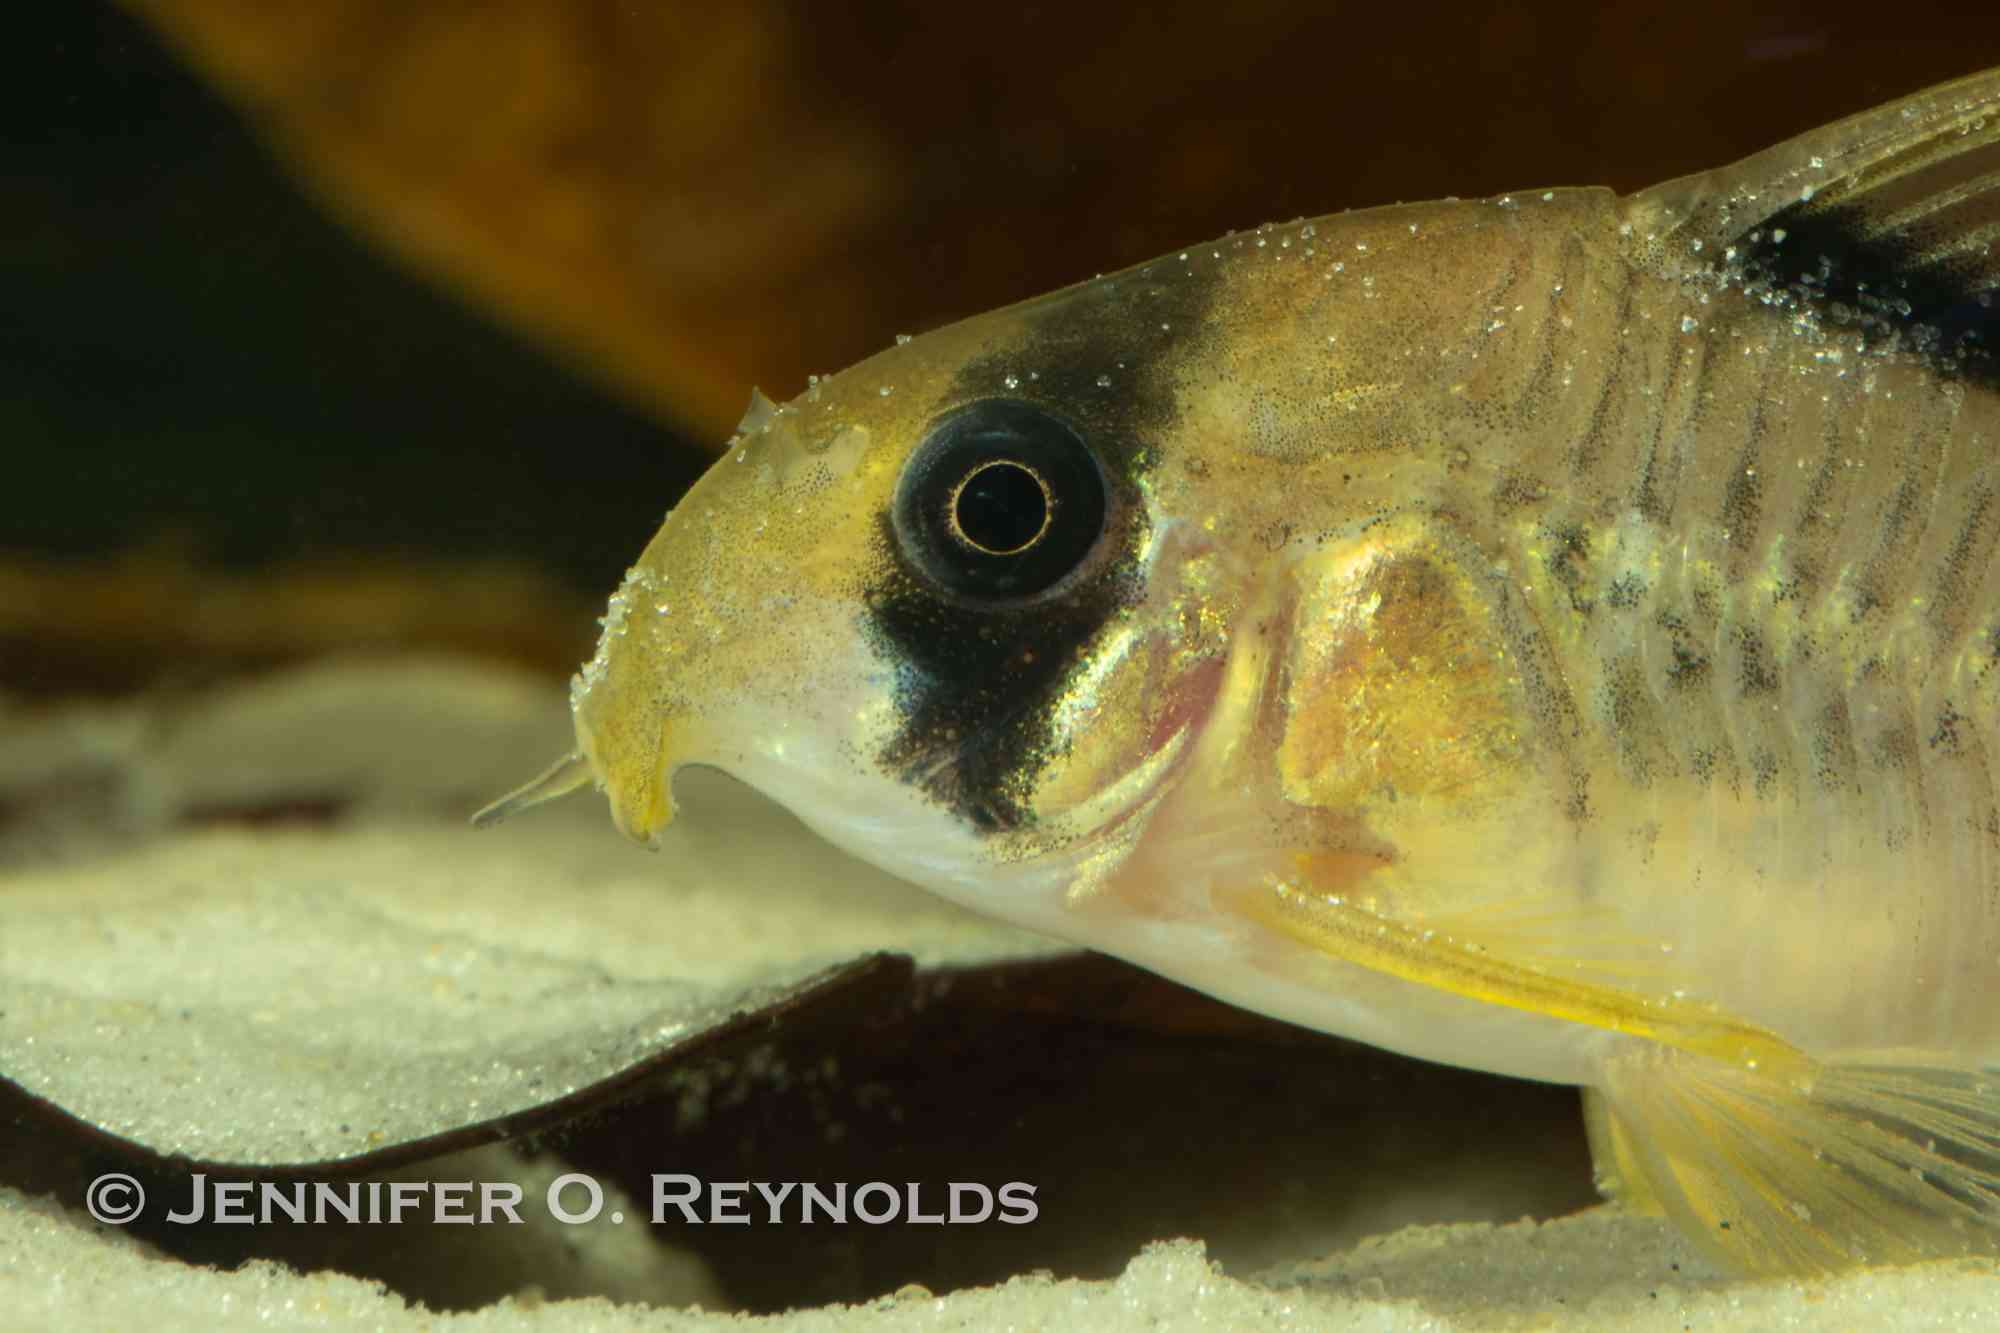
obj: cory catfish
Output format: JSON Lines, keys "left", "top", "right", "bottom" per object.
{"left": 485, "top": 69, "right": 2000, "bottom": 1274}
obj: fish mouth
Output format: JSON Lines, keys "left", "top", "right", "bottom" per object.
{"left": 468, "top": 728, "right": 689, "bottom": 845}
{"left": 587, "top": 711, "right": 715, "bottom": 845}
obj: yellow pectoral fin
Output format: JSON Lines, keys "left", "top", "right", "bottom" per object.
{"left": 1226, "top": 874, "right": 2000, "bottom": 1274}
{"left": 1222, "top": 875, "right": 1810, "bottom": 1079}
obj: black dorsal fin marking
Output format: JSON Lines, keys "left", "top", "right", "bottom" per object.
{"left": 1627, "top": 67, "right": 2000, "bottom": 390}
{"left": 1734, "top": 194, "right": 1999, "bottom": 386}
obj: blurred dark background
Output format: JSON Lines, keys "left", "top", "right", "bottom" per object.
{"left": 7, "top": 0, "right": 1999, "bottom": 662}
{"left": 2, "top": 2, "right": 703, "bottom": 589}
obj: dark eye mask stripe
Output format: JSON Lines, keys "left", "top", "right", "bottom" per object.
{"left": 863, "top": 257, "right": 1225, "bottom": 833}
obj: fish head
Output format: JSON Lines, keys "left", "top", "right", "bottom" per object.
{"left": 566, "top": 255, "right": 1256, "bottom": 927}
{"left": 525, "top": 200, "right": 1590, "bottom": 938}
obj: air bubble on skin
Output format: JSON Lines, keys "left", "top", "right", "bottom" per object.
{"left": 1003, "top": 373, "right": 1021, "bottom": 390}
{"left": 878, "top": 385, "right": 894, "bottom": 397}
{"left": 1095, "top": 374, "right": 1113, "bottom": 388}
{"left": 895, "top": 333, "right": 912, "bottom": 346}
{"left": 1541, "top": 191, "right": 1554, "bottom": 201}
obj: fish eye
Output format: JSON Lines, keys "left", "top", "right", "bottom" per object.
{"left": 893, "top": 399, "right": 1107, "bottom": 601}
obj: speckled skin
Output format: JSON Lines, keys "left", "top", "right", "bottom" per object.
{"left": 529, "top": 70, "right": 2000, "bottom": 1273}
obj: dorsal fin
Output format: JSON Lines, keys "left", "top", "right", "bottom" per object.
{"left": 1627, "top": 67, "right": 2000, "bottom": 388}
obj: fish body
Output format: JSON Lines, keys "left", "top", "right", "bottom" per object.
{"left": 486, "top": 70, "right": 2000, "bottom": 1273}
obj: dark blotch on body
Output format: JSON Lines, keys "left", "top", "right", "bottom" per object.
{"left": 1539, "top": 521, "right": 1594, "bottom": 615}
{"left": 1810, "top": 696, "right": 1859, "bottom": 792}
{"left": 1931, "top": 701, "right": 1966, "bottom": 756}
{"left": 1735, "top": 625, "right": 1780, "bottom": 697}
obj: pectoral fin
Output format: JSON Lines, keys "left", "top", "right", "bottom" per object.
{"left": 1221, "top": 875, "right": 1807, "bottom": 1075}
{"left": 1228, "top": 874, "right": 2000, "bottom": 1273}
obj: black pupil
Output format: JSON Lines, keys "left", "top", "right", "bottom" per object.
{"left": 954, "top": 462, "right": 1048, "bottom": 555}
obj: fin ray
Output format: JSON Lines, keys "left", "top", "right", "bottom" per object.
{"left": 1410, "top": 893, "right": 1676, "bottom": 985}
{"left": 1224, "top": 874, "right": 1807, "bottom": 1075}
{"left": 1597, "top": 1047, "right": 2000, "bottom": 1273}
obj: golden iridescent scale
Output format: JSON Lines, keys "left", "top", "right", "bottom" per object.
{"left": 486, "top": 69, "right": 2000, "bottom": 1274}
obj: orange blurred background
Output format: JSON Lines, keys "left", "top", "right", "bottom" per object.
{"left": 7, "top": 2, "right": 2000, "bottom": 690}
